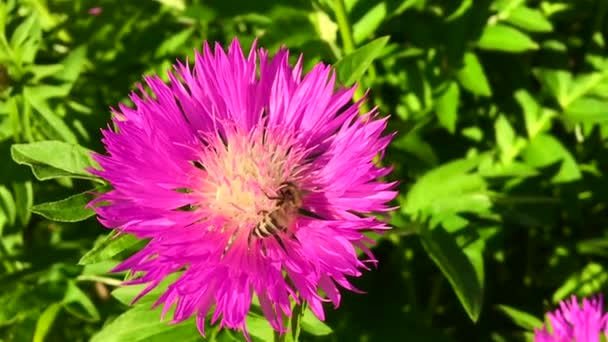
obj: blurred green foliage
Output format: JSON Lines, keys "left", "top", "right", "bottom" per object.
{"left": 1, "top": 0, "right": 608, "bottom": 341}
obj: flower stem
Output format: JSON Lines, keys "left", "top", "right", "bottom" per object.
{"left": 333, "top": 0, "right": 355, "bottom": 55}
{"left": 333, "top": 0, "right": 369, "bottom": 113}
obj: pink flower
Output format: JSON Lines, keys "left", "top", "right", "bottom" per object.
{"left": 88, "top": 7, "right": 102, "bottom": 16}
{"left": 90, "top": 39, "right": 396, "bottom": 338}
{"left": 535, "top": 295, "right": 608, "bottom": 342}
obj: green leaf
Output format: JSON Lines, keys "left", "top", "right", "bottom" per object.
{"left": 12, "top": 181, "right": 33, "bottom": 226}
{"left": 111, "top": 273, "right": 181, "bottom": 306}
{"left": 90, "top": 306, "right": 200, "bottom": 342}
{"left": 79, "top": 233, "right": 142, "bottom": 265}
{"left": 561, "top": 72, "right": 608, "bottom": 108}
{"left": 420, "top": 226, "right": 483, "bottom": 322}
{"left": 496, "top": 305, "right": 543, "bottom": 330}
{"left": 301, "top": 307, "right": 332, "bottom": 336}
{"left": 521, "top": 134, "right": 581, "bottom": 183}
{"left": 495, "top": 115, "right": 515, "bottom": 154}
{"left": 58, "top": 45, "right": 88, "bottom": 83}
{"left": 504, "top": 7, "right": 553, "bottom": 33}
{"left": 494, "top": 115, "right": 525, "bottom": 164}
{"left": 11, "top": 140, "right": 100, "bottom": 182}
{"left": 33, "top": 302, "right": 62, "bottom": 342}
{"left": 456, "top": 52, "right": 492, "bottom": 97}
{"left": 552, "top": 263, "right": 607, "bottom": 303}
{"left": 26, "top": 64, "right": 64, "bottom": 82}
{"left": 23, "top": 86, "right": 77, "bottom": 142}
{"left": 334, "top": 36, "right": 389, "bottom": 86}
{"left": 435, "top": 81, "right": 460, "bottom": 133}
{"left": 477, "top": 24, "right": 538, "bottom": 53}
{"left": 246, "top": 313, "right": 274, "bottom": 342}
{"left": 577, "top": 238, "right": 608, "bottom": 257}
{"left": 404, "top": 156, "right": 491, "bottom": 220}
{"left": 514, "top": 89, "right": 554, "bottom": 138}
{"left": 446, "top": 0, "right": 473, "bottom": 21}
{"left": 31, "top": 190, "right": 95, "bottom": 222}
{"left": 352, "top": 3, "right": 386, "bottom": 44}
{"left": 0, "top": 185, "right": 16, "bottom": 228}
{"left": 10, "top": 14, "right": 39, "bottom": 48}
{"left": 533, "top": 68, "right": 572, "bottom": 106}
{"left": 155, "top": 27, "right": 194, "bottom": 58}
{"left": 63, "top": 281, "right": 100, "bottom": 322}
{"left": 564, "top": 97, "right": 608, "bottom": 125}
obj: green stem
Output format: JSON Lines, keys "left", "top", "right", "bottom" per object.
{"left": 426, "top": 275, "right": 443, "bottom": 326}
{"left": 333, "top": 0, "right": 369, "bottom": 112}
{"left": 76, "top": 275, "right": 123, "bottom": 287}
{"left": 333, "top": 0, "right": 355, "bottom": 54}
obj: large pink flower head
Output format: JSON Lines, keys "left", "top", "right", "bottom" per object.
{"left": 534, "top": 295, "right": 608, "bottom": 342}
{"left": 90, "top": 39, "right": 396, "bottom": 337}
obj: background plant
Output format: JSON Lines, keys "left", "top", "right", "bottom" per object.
{"left": 1, "top": 0, "right": 607, "bottom": 341}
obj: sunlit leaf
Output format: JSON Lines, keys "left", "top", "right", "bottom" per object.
{"left": 90, "top": 306, "right": 200, "bottom": 342}
{"left": 504, "top": 7, "right": 553, "bottom": 33}
{"left": 456, "top": 52, "right": 492, "bottom": 97}
{"left": 334, "top": 36, "right": 389, "bottom": 86}
{"left": 435, "top": 81, "right": 460, "bottom": 133}
{"left": 33, "top": 302, "right": 62, "bottom": 342}
{"left": 79, "top": 233, "right": 142, "bottom": 265}
{"left": 31, "top": 190, "right": 95, "bottom": 222}
{"left": 11, "top": 140, "right": 100, "bottom": 182}
{"left": 477, "top": 24, "right": 538, "bottom": 52}
{"left": 301, "top": 307, "right": 332, "bottom": 336}
{"left": 496, "top": 305, "right": 543, "bottom": 330}
{"left": 521, "top": 134, "right": 581, "bottom": 183}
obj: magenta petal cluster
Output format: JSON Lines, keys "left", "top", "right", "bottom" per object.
{"left": 90, "top": 39, "right": 396, "bottom": 337}
{"left": 534, "top": 295, "right": 608, "bottom": 342}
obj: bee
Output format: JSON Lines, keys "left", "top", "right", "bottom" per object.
{"left": 248, "top": 181, "right": 303, "bottom": 250}
{"left": 221, "top": 182, "right": 303, "bottom": 259}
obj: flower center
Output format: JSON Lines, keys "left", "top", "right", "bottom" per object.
{"left": 192, "top": 127, "right": 305, "bottom": 231}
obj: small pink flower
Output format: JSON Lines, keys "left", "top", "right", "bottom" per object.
{"left": 88, "top": 7, "right": 102, "bottom": 16}
{"left": 90, "top": 39, "right": 396, "bottom": 338}
{"left": 535, "top": 295, "right": 608, "bottom": 342}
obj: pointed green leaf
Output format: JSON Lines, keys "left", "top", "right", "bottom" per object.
{"left": 246, "top": 313, "right": 274, "bottom": 342}
{"left": 301, "top": 307, "right": 332, "bottom": 336}
{"left": 420, "top": 226, "right": 483, "bottom": 322}
{"left": 334, "top": 36, "right": 389, "bottom": 86}
{"left": 90, "top": 306, "right": 200, "bottom": 342}
{"left": 505, "top": 7, "right": 553, "bottom": 33}
{"left": 435, "top": 81, "right": 460, "bottom": 133}
{"left": 31, "top": 190, "right": 95, "bottom": 222}
{"left": 477, "top": 24, "right": 538, "bottom": 53}
{"left": 33, "top": 302, "right": 62, "bottom": 342}
{"left": 63, "top": 281, "right": 100, "bottom": 322}
{"left": 12, "top": 181, "right": 33, "bottom": 226}
{"left": 456, "top": 52, "right": 492, "bottom": 97}
{"left": 79, "top": 233, "right": 142, "bottom": 265}
{"left": 23, "top": 86, "right": 77, "bottom": 143}
{"left": 496, "top": 305, "right": 543, "bottom": 330}
{"left": 352, "top": 3, "right": 386, "bottom": 44}
{"left": 521, "top": 134, "right": 581, "bottom": 183}
{"left": 11, "top": 140, "right": 101, "bottom": 182}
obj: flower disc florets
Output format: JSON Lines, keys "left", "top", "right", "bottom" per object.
{"left": 90, "top": 39, "right": 396, "bottom": 338}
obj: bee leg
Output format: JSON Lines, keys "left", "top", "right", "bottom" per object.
{"left": 247, "top": 231, "right": 253, "bottom": 248}
{"left": 273, "top": 234, "right": 288, "bottom": 253}
{"left": 261, "top": 242, "right": 268, "bottom": 257}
